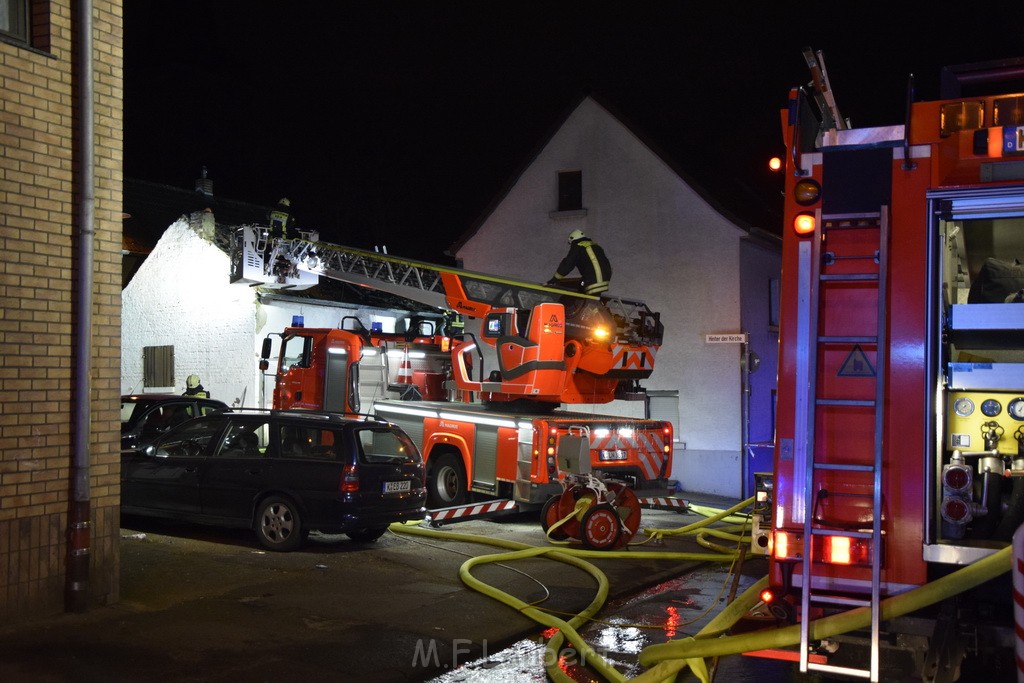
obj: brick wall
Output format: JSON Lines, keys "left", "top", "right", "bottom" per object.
{"left": 0, "top": 0, "right": 123, "bottom": 621}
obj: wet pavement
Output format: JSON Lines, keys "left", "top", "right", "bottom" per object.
{"left": 0, "top": 492, "right": 814, "bottom": 682}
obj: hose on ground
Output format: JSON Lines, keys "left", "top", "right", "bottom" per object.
{"left": 634, "top": 545, "right": 1012, "bottom": 682}
{"left": 390, "top": 503, "right": 743, "bottom": 682}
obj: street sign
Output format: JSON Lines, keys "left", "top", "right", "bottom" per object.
{"left": 705, "top": 333, "right": 748, "bottom": 344}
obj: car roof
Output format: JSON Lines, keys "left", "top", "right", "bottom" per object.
{"left": 122, "top": 394, "right": 229, "bottom": 407}
{"left": 217, "top": 408, "right": 396, "bottom": 430}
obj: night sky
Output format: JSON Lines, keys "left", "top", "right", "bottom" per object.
{"left": 124, "top": 3, "right": 1024, "bottom": 263}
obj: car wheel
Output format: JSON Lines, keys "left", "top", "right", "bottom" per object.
{"left": 427, "top": 453, "right": 466, "bottom": 508}
{"left": 255, "top": 495, "right": 304, "bottom": 551}
{"left": 346, "top": 526, "right": 388, "bottom": 543}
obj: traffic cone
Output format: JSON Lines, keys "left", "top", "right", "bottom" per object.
{"left": 396, "top": 348, "right": 414, "bottom": 385}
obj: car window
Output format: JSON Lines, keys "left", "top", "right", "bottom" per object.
{"left": 139, "top": 406, "right": 176, "bottom": 440}
{"left": 154, "top": 418, "right": 227, "bottom": 458}
{"left": 357, "top": 427, "right": 420, "bottom": 464}
{"left": 217, "top": 421, "right": 270, "bottom": 459}
{"left": 120, "top": 401, "right": 140, "bottom": 425}
{"left": 198, "top": 403, "right": 224, "bottom": 417}
{"left": 278, "top": 424, "right": 338, "bottom": 459}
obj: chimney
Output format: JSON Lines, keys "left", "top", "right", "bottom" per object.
{"left": 195, "top": 166, "right": 213, "bottom": 196}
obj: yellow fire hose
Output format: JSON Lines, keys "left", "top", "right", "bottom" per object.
{"left": 393, "top": 498, "right": 1011, "bottom": 683}
{"left": 634, "top": 545, "right": 1012, "bottom": 683}
{"left": 391, "top": 497, "right": 749, "bottom": 682}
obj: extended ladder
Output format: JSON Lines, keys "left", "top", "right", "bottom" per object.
{"left": 797, "top": 208, "right": 889, "bottom": 681}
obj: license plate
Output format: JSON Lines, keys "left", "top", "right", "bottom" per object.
{"left": 382, "top": 480, "right": 411, "bottom": 494}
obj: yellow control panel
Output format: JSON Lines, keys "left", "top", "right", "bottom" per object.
{"left": 947, "top": 391, "right": 1024, "bottom": 456}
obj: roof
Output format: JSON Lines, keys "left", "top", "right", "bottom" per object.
{"left": 445, "top": 92, "right": 771, "bottom": 257}
{"left": 123, "top": 177, "right": 275, "bottom": 253}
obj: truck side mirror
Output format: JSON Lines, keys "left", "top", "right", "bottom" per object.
{"left": 260, "top": 337, "right": 272, "bottom": 360}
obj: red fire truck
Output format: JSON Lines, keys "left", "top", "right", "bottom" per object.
{"left": 752, "top": 52, "right": 1023, "bottom": 679}
{"left": 233, "top": 232, "right": 674, "bottom": 515}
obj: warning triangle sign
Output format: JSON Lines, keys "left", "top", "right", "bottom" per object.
{"left": 838, "top": 344, "right": 876, "bottom": 377}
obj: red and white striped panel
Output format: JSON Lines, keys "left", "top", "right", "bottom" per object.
{"left": 637, "top": 496, "right": 689, "bottom": 511}
{"left": 428, "top": 499, "right": 518, "bottom": 523}
{"left": 1013, "top": 523, "right": 1024, "bottom": 682}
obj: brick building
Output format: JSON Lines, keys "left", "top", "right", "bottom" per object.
{"left": 0, "top": 1, "right": 123, "bottom": 620}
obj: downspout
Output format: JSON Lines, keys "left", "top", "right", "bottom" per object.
{"left": 66, "top": 0, "right": 94, "bottom": 613}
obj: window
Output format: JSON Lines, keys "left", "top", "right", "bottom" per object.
{"left": 1, "top": 0, "right": 46, "bottom": 50}
{"left": 281, "top": 334, "right": 313, "bottom": 370}
{"left": 558, "top": 171, "right": 582, "bottom": 212}
{"left": 0, "top": 0, "right": 28, "bottom": 42}
{"left": 217, "top": 421, "right": 269, "bottom": 458}
{"left": 357, "top": 427, "right": 419, "bottom": 464}
{"left": 279, "top": 424, "right": 337, "bottom": 459}
{"left": 154, "top": 418, "right": 228, "bottom": 458}
{"left": 143, "top": 345, "right": 175, "bottom": 388}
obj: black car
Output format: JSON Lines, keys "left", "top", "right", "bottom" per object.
{"left": 120, "top": 409, "right": 427, "bottom": 551}
{"left": 121, "top": 394, "right": 230, "bottom": 452}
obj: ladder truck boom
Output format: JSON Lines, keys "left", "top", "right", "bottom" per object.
{"left": 232, "top": 227, "right": 664, "bottom": 406}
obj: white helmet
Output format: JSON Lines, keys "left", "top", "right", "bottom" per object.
{"left": 568, "top": 229, "right": 585, "bottom": 243}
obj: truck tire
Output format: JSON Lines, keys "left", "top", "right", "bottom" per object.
{"left": 427, "top": 454, "right": 466, "bottom": 508}
{"left": 255, "top": 495, "right": 304, "bottom": 552}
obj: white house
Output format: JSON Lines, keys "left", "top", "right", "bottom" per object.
{"left": 120, "top": 212, "right": 409, "bottom": 409}
{"left": 452, "top": 97, "right": 780, "bottom": 497}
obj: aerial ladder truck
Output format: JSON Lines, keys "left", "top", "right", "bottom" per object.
{"left": 230, "top": 225, "right": 676, "bottom": 542}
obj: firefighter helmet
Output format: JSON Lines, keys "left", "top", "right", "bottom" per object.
{"left": 278, "top": 198, "right": 290, "bottom": 207}
{"left": 568, "top": 229, "right": 585, "bottom": 243}
{"left": 186, "top": 374, "right": 201, "bottom": 389}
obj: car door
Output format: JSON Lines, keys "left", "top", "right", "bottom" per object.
{"left": 199, "top": 418, "right": 273, "bottom": 523}
{"left": 122, "top": 417, "right": 227, "bottom": 515}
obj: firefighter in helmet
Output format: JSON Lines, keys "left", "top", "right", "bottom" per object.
{"left": 183, "top": 374, "right": 209, "bottom": 399}
{"left": 547, "top": 229, "right": 612, "bottom": 295}
{"left": 268, "top": 198, "right": 294, "bottom": 240}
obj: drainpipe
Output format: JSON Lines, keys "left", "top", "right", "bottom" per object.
{"left": 66, "top": 0, "right": 94, "bottom": 613}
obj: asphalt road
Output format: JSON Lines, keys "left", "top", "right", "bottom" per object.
{"left": 0, "top": 494, "right": 760, "bottom": 683}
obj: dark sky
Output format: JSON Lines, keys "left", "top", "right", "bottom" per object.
{"left": 124, "top": 3, "right": 1024, "bottom": 263}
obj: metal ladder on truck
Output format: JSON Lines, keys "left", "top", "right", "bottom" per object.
{"left": 796, "top": 207, "right": 889, "bottom": 681}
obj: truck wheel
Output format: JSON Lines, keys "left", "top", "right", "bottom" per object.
{"left": 346, "top": 526, "right": 388, "bottom": 543}
{"left": 255, "top": 495, "right": 304, "bottom": 552}
{"left": 428, "top": 454, "right": 466, "bottom": 508}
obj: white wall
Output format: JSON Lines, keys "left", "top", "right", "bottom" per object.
{"left": 122, "top": 215, "right": 257, "bottom": 405}
{"left": 456, "top": 97, "right": 752, "bottom": 496}
{"left": 122, "top": 213, "right": 410, "bottom": 412}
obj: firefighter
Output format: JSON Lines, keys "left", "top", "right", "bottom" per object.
{"left": 268, "top": 198, "right": 294, "bottom": 239}
{"left": 547, "top": 229, "right": 612, "bottom": 295}
{"left": 183, "top": 374, "right": 210, "bottom": 398}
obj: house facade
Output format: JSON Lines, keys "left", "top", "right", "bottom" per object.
{"left": 0, "top": 1, "right": 123, "bottom": 621}
{"left": 121, "top": 213, "right": 410, "bottom": 415}
{"left": 454, "top": 97, "right": 780, "bottom": 497}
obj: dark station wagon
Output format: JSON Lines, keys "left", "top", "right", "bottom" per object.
{"left": 120, "top": 409, "right": 427, "bottom": 551}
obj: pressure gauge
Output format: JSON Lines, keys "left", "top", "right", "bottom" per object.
{"left": 952, "top": 397, "right": 975, "bottom": 417}
{"left": 1009, "top": 397, "right": 1024, "bottom": 421}
{"left": 981, "top": 398, "right": 1002, "bottom": 417}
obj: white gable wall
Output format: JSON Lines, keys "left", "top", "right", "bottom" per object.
{"left": 122, "top": 216, "right": 257, "bottom": 404}
{"left": 457, "top": 98, "right": 752, "bottom": 496}
{"left": 122, "top": 214, "right": 401, "bottom": 410}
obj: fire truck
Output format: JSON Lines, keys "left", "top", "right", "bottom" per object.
{"left": 750, "top": 52, "right": 1024, "bottom": 679}
{"left": 230, "top": 228, "right": 674, "bottom": 515}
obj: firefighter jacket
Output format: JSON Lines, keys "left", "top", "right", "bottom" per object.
{"left": 268, "top": 204, "right": 293, "bottom": 239}
{"left": 553, "top": 238, "right": 612, "bottom": 295}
